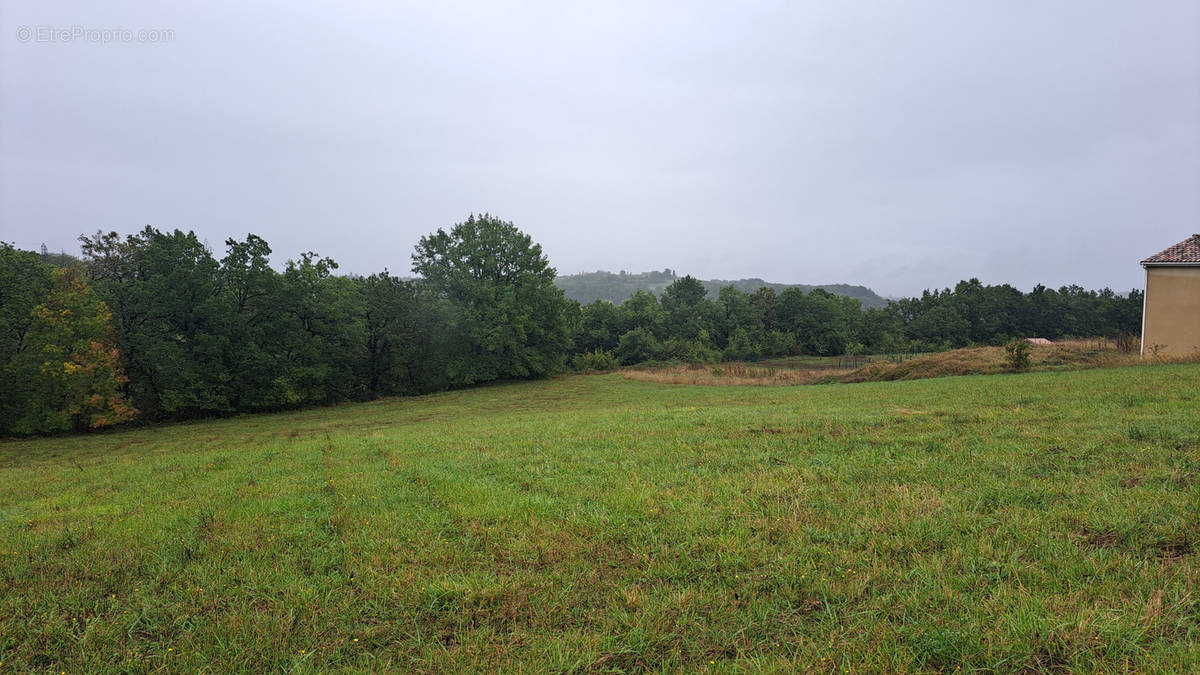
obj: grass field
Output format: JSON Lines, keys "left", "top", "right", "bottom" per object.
{"left": 2, "top": 365, "right": 1199, "bottom": 671}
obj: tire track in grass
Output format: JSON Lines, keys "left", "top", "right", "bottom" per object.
{"left": 314, "top": 428, "right": 480, "bottom": 668}
{"left": 241, "top": 431, "right": 360, "bottom": 668}
{"left": 333, "top": 440, "right": 585, "bottom": 662}
{"left": 327, "top": 429, "right": 540, "bottom": 667}
{"left": 377, "top": 432, "right": 799, "bottom": 671}
{"left": 197, "top": 432, "right": 356, "bottom": 668}
{"left": 313, "top": 432, "right": 348, "bottom": 580}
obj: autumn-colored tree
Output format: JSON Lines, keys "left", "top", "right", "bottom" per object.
{"left": 14, "top": 267, "right": 137, "bottom": 433}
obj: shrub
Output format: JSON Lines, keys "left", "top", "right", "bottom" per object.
{"left": 570, "top": 349, "right": 618, "bottom": 372}
{"left": 669, "top": 338, "right": 722, "bottom": 364}
{"left": 762, "top": 330, "right": 796, "bottom": 357}
{"left": 1004, "top": 339, "right": 1031, "bottom": 372}
{"left": 723, "top": 327, "right": 760, "bottom": 362}
{"left": 616, "top": 327, "right": 664, "bottom": 365}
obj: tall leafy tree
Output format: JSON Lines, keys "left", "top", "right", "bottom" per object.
{"left": 359, "top": 271, "right": 435, "bottom": 396}
{"left": 0, "top": 244, "right": 54, "bottom": 431}
{"left": 575, "top": 300, "right": 623, "bottom": 354}
{"left": 412, "top": 214, "right": 570, "bottom": 385}
{"left": 778, "top": 288, "right": 851, "bottom": 356}
{"left": 275, "top": 253, "right": 364, "bottom": 405}
{"left": 660, "top": 275, "right": 707, "bottom": 308}
{"left": 217, "top": 235, "right": 286, "bottom": 409}
{"left": 81, "top": 227, "right": 230, "bottom": 417}
{"left": 661, "top": 275, "right": 718, "bottom": 343}
{"left": 618, "top": 290, "right": 665, "bottom": 338}
{"left": 716, "top": 285, "right": 761, "bottom": 345}
{"left": 0, "top": 243, "right": 52, "bottom": 358}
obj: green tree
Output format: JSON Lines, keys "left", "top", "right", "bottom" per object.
{"left": 80, "top": 227, "right": 230, "bottom": 417}
{"left": 359, "top": 271, "right": 437, "bottom": 396}
{"left": 750, "top": 287, "right": 778, "bottom": 332}
{"left": 778, "top": 288, "right": 850, "bottom": 355}
{"left": 0, "top": 244, "right": 54, "bottom": 431}
{"left": 907, "top": 302, "right": 969, "bottom": 350}
{"left": 858, "top": 306, "right": 905, "bottom": 353}
{"left": 717, "top": 286, "right": 762, "bottom": 348}
{"left": 661, "top": 275, "right": 718, "bottom": 342}
{"left": 217, "top": 235, "right": 286, "bottom": 409}
{"left": 0, "top": 244, "right": 53, "bottom": 357}
{"left": 575, "top": 300, "right": 623, "bottom": 353}
{"left": 618, "top": 290, "right": 665, "bottom": 338}
{"left": 275, "top": 253, "right": 364, "bottom": 405}
{"left": 412, "top": 214, "right": 570, "bottom": 385}
{"left": 661, "top": 275, "right": 707, "bottom": 308}
{"left": 798, "top": 289, "right": 852, "bottom": 356}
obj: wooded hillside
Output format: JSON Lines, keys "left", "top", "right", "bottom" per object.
{"left": 555, "top": 269, "right": 889, "bottom": 308}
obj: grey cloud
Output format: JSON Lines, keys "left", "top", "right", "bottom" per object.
{"left": 2, "top": 0, "right": 1197, "bottom": 296}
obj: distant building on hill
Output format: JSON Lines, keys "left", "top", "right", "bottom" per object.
{"left": 1140, "top": 234, "right": 1200, "bottom": 357}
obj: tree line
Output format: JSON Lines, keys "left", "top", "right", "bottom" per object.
{"left": 573, "top": 276, "right": 1142, "bottom": 367}
{"left": 0, "top": 216, "right": 1142, "bottom": 435}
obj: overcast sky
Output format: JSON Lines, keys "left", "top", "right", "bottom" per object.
{"left": 2, "top": 1, "right": 1197, "bottom": 297}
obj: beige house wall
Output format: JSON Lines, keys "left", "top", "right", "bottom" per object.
{"left": 1142, "top": 266, "right": 1200, "bottom": 356}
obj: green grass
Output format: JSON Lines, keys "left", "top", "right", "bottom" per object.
{"left": 2, "top": 365, "right": 1199, "bottom": 672}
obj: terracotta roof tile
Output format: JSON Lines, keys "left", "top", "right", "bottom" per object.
{"left": 1141, "top": 234, "right": 1200, "bottom": 265}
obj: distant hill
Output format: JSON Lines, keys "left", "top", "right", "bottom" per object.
{"left": 23, "top": 244, "right": 80, "bottom": 268}
{"left": 555, "top": 270, "right": 888, "bottom": 309}
{"left": 41, "top": 251, "right": 80, "bottom": 267}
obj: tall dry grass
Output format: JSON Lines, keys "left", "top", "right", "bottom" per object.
{"left": 842, "top": 338, "right": 1200, "bottom": 383}
{"left": 621, "top": 339, "right": 1200, "bottom": 387}
{"left": 622, "top": 362, "right": 855, "bottom": 386}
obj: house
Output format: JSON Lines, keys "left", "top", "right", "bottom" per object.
{"left": 1140, "top": 234, "right": 1200, "bottom": 357}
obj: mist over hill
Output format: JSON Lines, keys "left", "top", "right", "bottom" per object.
{"left": 555, "top": 270, "right": 889, "bottom": 309}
